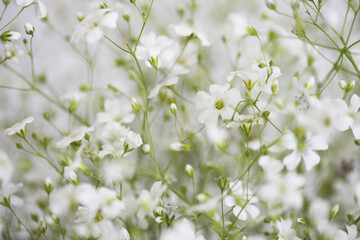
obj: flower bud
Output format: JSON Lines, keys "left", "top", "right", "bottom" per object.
{"left": 2, "top": 0, "right": 12, "bottom": 5}
{"left": 43, "top": 177, "right": 53, "bottom": 194}
{"left": 271, "top": 79, "right": 279, "bottom": 93}
{"left": 99, "top": 2, "right": 108, "bottom": 8}
{"left": 246, "top": 26, "right": 258, "bottom": 36}
{"left": 348, "top": 80, "right": 356, "bottom": 91}
{"left": 185, "top": 164, "right": 194, "bottom": 178}
{"left": 38, "top": 220, "right": 47, "bottom": 234}
{"left": 131, "top": 97, "right": 140, "bottom": 111}
{"left": 216, "top": 176, "right": 230, "bottom": 192}
{"left": 170, "top": 103, "right": 177, "bottom": 115}
{"left": 338, "top": 80, "right": 347, "bottom": 89}
{"left": 329, "top": 204, "right": 339, "bottom": 220}
{"left": 123, "top": 13, "right": 130, "bottom": 22}
{"left": 296, "top": 218, "right": 306, "bottom": 225}
{"left": 142, "top": 144, "right": 150, "bottom": 154}
{"left": 24, "top": 23, "right": 35, "bottom": 35}
{"left": 304, "top": 76, "right": 315, "bottom": 91}
{"left": 1, "top": 31, "right": 21, "bottom": 42}
{"left": 77, "top": 12, "right": 85, "bottom": 22}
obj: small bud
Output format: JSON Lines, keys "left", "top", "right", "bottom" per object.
{"left": 329, "top": 204, "right": 339, "bottom": 220}
{"left": 99, "top": 2, "right": 108, "bottom": 8}
{"left": 38, "top": 220, "right": 47, "bottom": 234}
{"left": 216, "top": 176, "right": 230, "bottom": 192}
{"left": 296, "top": 218, "right": 306, "bottom": 225}
{"left": 77, "top": 12, "right": 85, "bottom": 22}
{"left": 79, "top": 84, "right": 91, "bottom": 91}
{"left": 131, "top": 97, "right": 140, "bottom": 111}
{"left": 31, "top": 213, "right": 39, "bottom": 222}
{"left": 142, "top": 144, "right": 150, "bottom": 154}
{"left": 222, "top": 35, "right": 227, "bottom": 43}
{"left": 123, "top": 13, "right": 130, "bottom": 22}
{"left": 2, "top": 0, "right": 12, "bottom": 5}
{"left": 347, "top": 214, "right": 355, "bottom": 223}
{"left": 170, "top": 103, "right": 177, "bottom": 115}
{"left": 16, "top": 143, "right": 23, "bottom": 149}
{"left": 271, "top": 79, "right": 279, "bottom": 93}
{"left": 258, "top": 63, "right": 266, "bottom": 68}
{"left": 44, "top": 177, "right": 53, "bottom": 194}
{"left": 1, "top": 31, "right": 21, "bottom": 42}
{"left": 148, "top": 56, "right": 159, "bottom": 69}
{"left": 24, "top": 23, "right": 35, "bottom": 36}
{"left": 338, "top": 80, "right": 347, "bottom": 89}
{"left": 355, "top": 139, "right": 360, "bottom": 146}
{"left": 155, "top": 216, "right": 165, "bottom": 223}
{"left": 113, "top": 178, "right": 123, "bottom": 200}
{"left": 169, "top": 142, "right": 190, "bottom": 152}
{"left": 304, "top": 76, "right": 315, "bottom": 91}
{"left": 348, "top": 80, "right": 356, "bottom": 91}
{"left": 266, "top": 0, "right": 277, "bottom": 10}
{"left": 185, "top": 164, "right": 194, "bottom": 178}
{"left": 247, "top": 26, "right": 258, "bottom": 36}
{"left": 130, "top": 0, "right": 136, "bottom": 3}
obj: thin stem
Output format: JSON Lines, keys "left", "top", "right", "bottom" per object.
{"left": 0, "top": 6, "right": 28, "bottom": 31}
{"left": 0, "top": 5, "right": 8, "bottom": 21}
{"left": 134, "top": 0, "right": 155, "bottom": 52}
{"left": 8, "top": 206, "right": 32, "bottom": 236}
{"left": 104, "top": 35, "right": 131, "bottom": 53}
{"left": 29, "top": 36, "right": 36, "bottom": 85}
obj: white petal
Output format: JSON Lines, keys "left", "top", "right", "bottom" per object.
{"left": 283, "top": 150, "right": 301, "bottom": 170}
{"left": 308, "top": 135, "right": 328, "bottom": 150}
{"left": 302, "top": 150, "right": 320, "bottom": 171}
{"left": 335, "top": 230, "right": 348, "bottom": 240}
{"left": 245, "top": 204, "right": 259, "bottom": 218}
{"left": 85, "top": 28, "right": 103, "bottom": 44}
{"left": 119, "top": 227, "right": 130, "bottom": 240}
{"left": 350, "top": 94, "right": 360, "bottom": 113}
{"left": 224, "top": 196, "right": 235, "bottom": 207}
{"left": 16, "top": 0, "right": 33, "bottom": 7}
{"left": 351, "top": 124, "right": 360, "bottom": 139}
{"left": 174, "top": 24, "right": 192, "bottom": 36}
{"left": 346, "top": 225, "right": 358, "bottom": 240}
{"left": 196, "top": 91, "right": 212, "bottom": 109}
{"left": 101, "top": 12, "right": 118, "bottom": 28}
{"left": 35, "top": 0, "right": 47, "bottom": 18}
{"left": 233, "top": 206, "right": 247, "bottom": 220}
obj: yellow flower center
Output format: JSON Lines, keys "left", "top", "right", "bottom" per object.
{"left": 214, "top": 100, "right": 225, "bottom": 110}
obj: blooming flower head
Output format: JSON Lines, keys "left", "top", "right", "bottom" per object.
{"left": 174, "top": 23, "right": 210, "bottom": 46}
{"left": 56, "top": 126, "right": 94, "bottom": 148}
{"left": 196, "top": 83, "right": 242, "bottom": 126}
{"left": 224, "top": 181, "right": 259, "bottom": 220}
{"left": 71, "top": 9, "right": 118, "bottom": 44}
{"left": 4, "top": 43, "right": 24, "bottom": 62}
{"left": 3, "top": 116, "right": 34, "bottom": 136}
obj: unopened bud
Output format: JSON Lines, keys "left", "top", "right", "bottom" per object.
{"left": 271, "top": 79, "right": 279, "bottom": 93}
{"left": 38, "top": 220, "right": 47, "bottom": 234}
{"left": 216, "top": 176, "right": 230, "bottom": 191}
{"left": 1, "top": 31, "right": 21, "bottom": 42}
{"left": 247, "top": 26, "right": 258, "bottom": 36}
{"left": 185, "top": 164, "right": 194, "bottom": 178}
{"left": 329, "top": 204, "right": 339, "bottom": 220}
{"left": 304, "top": 76, "right": 315, "bottom": 91}
{"left": 142, "top": 144, "right": 150, "bottom": 154}
{"left": 44, "top": 177, "right": 53, "bottom": 194}
{"left": 99, "top": 2, "right": 108, "bottom": 8}
{"left": 2, "top": 0, "right": 12, "bottom": 5}
{"left": 296, "top": 218, "right": 306, "bottom": 225}
{"left": 77, "top": 12, "right": 85, "bottom": 22}
{"left": 123, "top": 13, "right": 130, "bottom": 22}
{"left": 24, "top": 23, "right": 35, "bottom": 35}
{"left": 170, "top": 103, "right": 177, "bottom": 115}
{"left": 131, "top": 97, "right": 140, "bottom": 111}
{"left": 338, "top": 80, "right": 347, "bottom": 89}
{"left": 348, "top": 80, "right": 355, "bottom": 91}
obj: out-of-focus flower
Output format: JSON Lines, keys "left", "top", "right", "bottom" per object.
{"left": 335, "top": 225, "right": 360, "bottom": 240}
{"left": 16, "top": 0, "right": 47, "bottom": 18}
{"left": 173, "top": 23, "right": 210, "bottom": 46}
{"left": 275, "top": 218, "right": 300, "bottom": 240}
{"left": 56, "top": 126, "right": 94, "bottom": 148}
{"left": 71, "top": 9, "right": 118, "bottom": 44}
{"left": 96, "top": 98, "right": 135, "bottom": 124}
{"left": 162, "top": 219, "right": 206, "bottom": 240}
{"left": 3, "top": 116, "right": 34, "bottom": 136}
{"left": 3, "top": 43, "right": 24, "bottom": 62}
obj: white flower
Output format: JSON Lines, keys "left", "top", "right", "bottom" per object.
{"left": 339, "top": 94, "right": 360, "bottom": 139}
{"left": 335, "top": 225, "right": 360, "bottom": 240}
{"left": 56, "top": 126, "right": 94, "bottom": 148}
{"left": 224, "top": 181, "right": 259, "bottom": 220}
{"left": 16, "top": 0, "right": 47, "bottom": 18}
{"left": 275, "top": 218, "right": 300, "bottom": 240}
{"left": 136, "top": 181, "right": 166, "bottom": 219}
{"left": 196, "top": 83, "right": 242, "bottom": 126}
{"left": 283, "top": 132, "right": 328, "bottom": 171}
{"left": 1, "top": 31, "right": 21, "bottom": 41}
{"left": 71, "top": 9, "right": 118, "bottom": 44}
{"left": 125, "top": 131, "right": 143, "bottom": 149}
{"left": 98, "top": 139, "right": 125, "bottom": 159}
{"left": 174, "top": 23, "right": 210, "bottom": 46}
{"left": 3, "top": 116, "right": 34, "bottom": 136}
{"left": 4, "top": 43, "right": 24, "bottom": 62}
{"left": 258, "top": 172, "right": 305, "bottom": 209}
{"left": 162, "top": 219, "right": 206, "bottom": 240}
{"left": 96, "top": 98, "right": 135, "bottom": 124}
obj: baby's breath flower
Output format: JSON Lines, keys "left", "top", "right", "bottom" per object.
{"left": 3, "top": 116, "right": 34, "bottom": 136}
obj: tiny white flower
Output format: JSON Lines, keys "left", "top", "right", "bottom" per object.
{"left": 71, "top": 9, "right": 118, "bottom": 44}
{"left": 162, "top": 219, "right": 206, "bottom": 240}
{"left": 56, "top": 126, "right": 94, "bottom": 148}
{"left": 4, "top": 43, "right": 24, "bottom": 62}
{"left": 24, "top": 23, "right": 35, "bottom": 35}
{"left": 196, "top": 83, "right": 242, "bottom": 126}
{"left": 276, "top": 218, "right": 301, "bottom": 240}
{"left": 224, "top": 181, "right": 259, "bottom": 220}
{"left": 3, "top": 116, "right": 34, "bottom": 136}
{"left": 16, "top": 0, "right": 47, "bottom": 18}
{"left": 174, "top": 23, "right": 210, "bottom": 46}
{"left": 125, "top": 131, "right": 143, "bottom": 149}
{"left": 283, "top": 133, "right": 328, "bottom": 171}
{"left": 97, "top": 98, "right": 135, "bottom": 124}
